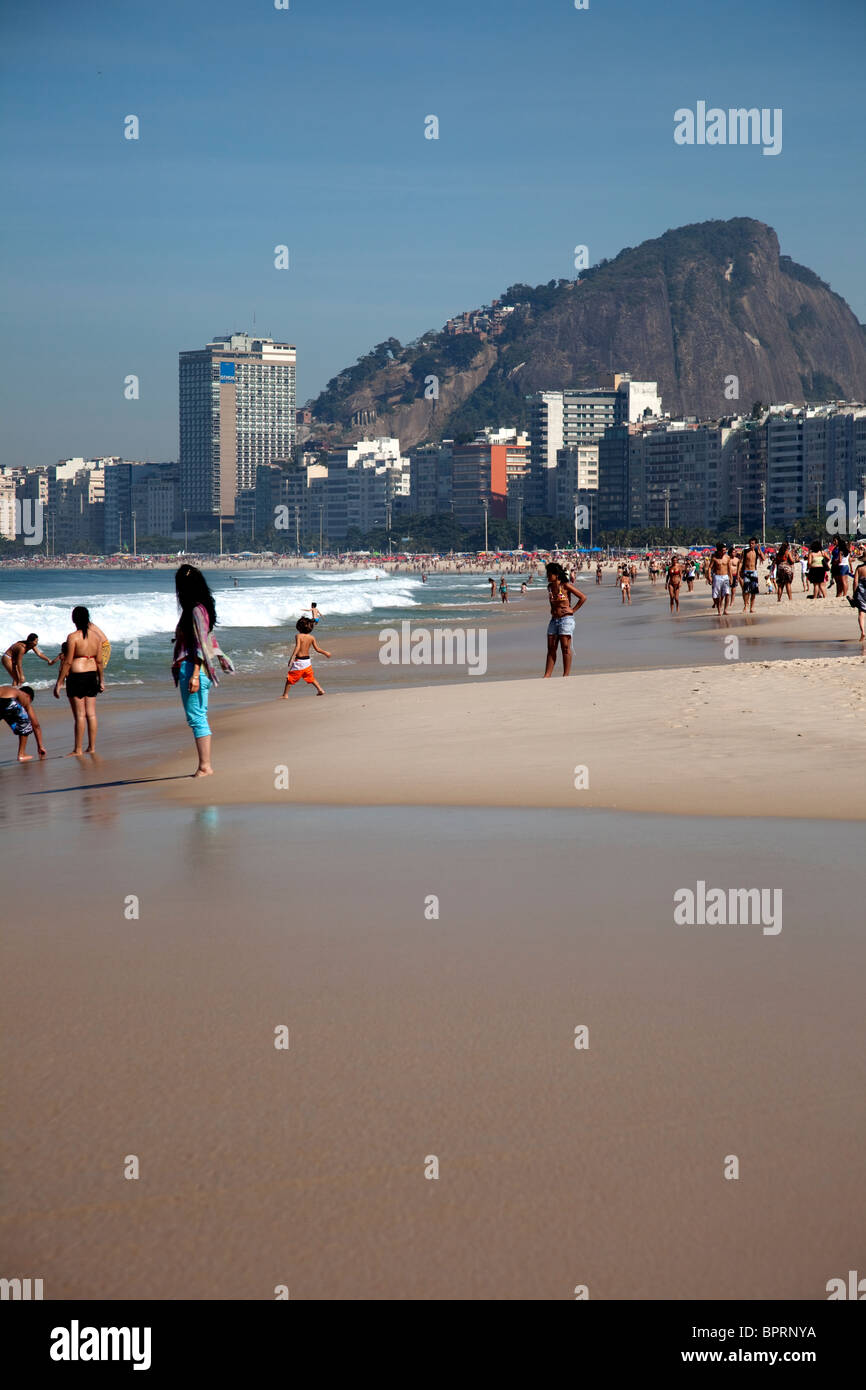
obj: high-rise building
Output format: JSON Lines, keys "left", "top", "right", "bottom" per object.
{"left": 179, "top": 332, "right": 296, "bottom": 528}
{"left": 527, "top": 376, "right": 662, "bottom": 514}
{"left": 451, "top": 439, "right": 515, "bottom": 529}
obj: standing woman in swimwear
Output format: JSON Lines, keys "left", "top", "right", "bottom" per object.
{"left": 543, "top": 561, "right": 586, "bottom": 677}
{"left": 54, "top": 606, "right": 105, "bottom": 756}
{"left": 172, "top": 564, "right": 234, "bottom": 777}
{"left": 807, "top": 540, "right": 828, "bottom": 599}
{"left": 775, "top": 541, "right": 795, "bottom": 603}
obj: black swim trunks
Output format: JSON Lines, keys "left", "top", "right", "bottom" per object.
{"left": 66, "top": 671, "right": 100, "bottom": 699}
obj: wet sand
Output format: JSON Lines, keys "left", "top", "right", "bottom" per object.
{"left": 2, "top": 805, "right": 863, "bottom": 1300}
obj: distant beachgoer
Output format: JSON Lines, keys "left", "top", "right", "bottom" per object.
{"left": 521, "top": 581, "right": 527, "bottom": 593}
{"left": 596, "top": 563, "right": 603, "bottom": 584}
{"left": 543, "top": 562, "right": 586, "bottom": 678}
{"left": 800, "top": 552, "right": 808, "bottom": 590}
{"left": 620, "top": 564, "right": 631, "bottom": 604}
{"left": 850, "top": 556, "right": 866, "bottom": 640}
{"left": 53, "top": 607, "right": 105, "bottom": 756}
{"left": 0, "top": 684, "right": 46, "bottom": 762}
{"left": 740, "top": 537, "right": 765, "bottom": 612}
{"left": 302, "top": 602, "right": 321, "bottom": 625}
{"left": 807, "top": 541, "right": 829, "bottom": 599}
{"left": 282, "top": 617, "right": 330, "bottom": 697}
{"left": 2, "top": 634, "right": 57, "bottom": 685}
{"left": 709, "top": 542, "right": 733, "bottom": 614}
{"left": 666, "top": 556, "right": 683, "bottom": 612}
{"left": 831, "top": 539, "right": 851, "bottom": 598}
{"left": 775, "top": 541, "right": 795, "bottom": 602}
{"left": 489, "top": 578, "right": 496, "bottom": 599}
{"left": 499, "top": 576, "right": 509, "bottom": 604}
{"left": 172, "top": 564, "right": 235, "bottom": 777}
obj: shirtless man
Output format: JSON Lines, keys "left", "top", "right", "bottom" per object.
{"left": 740, "top": 537, "right": 765, "bottom": 612}
{"left": 2, "top": 634, "right": 57, "bottom": 685}
{"left": 666, "top": 555, "right": 683, "bottom": 612}
{"left": 709, "top": 542, "right": 733, "bottom": 614}
{"left": 729, "top": 548, "right": 741, "bottom": 600}
{"left": 0, "top": 684, "right": 46, "bottom": 761}
{"left": 53, "top": 606, "right": 105, "bottom": 755}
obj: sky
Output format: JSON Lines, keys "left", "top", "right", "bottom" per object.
{"left": 1, "top": 0, "right": 864, "bottom": 469}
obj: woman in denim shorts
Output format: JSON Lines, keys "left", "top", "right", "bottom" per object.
{"left": 544, "top": 562, "right": 587, "bottom": 678}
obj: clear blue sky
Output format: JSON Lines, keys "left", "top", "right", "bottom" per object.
{"left": 1, "top": 0, "right": 863, "bottom": 468}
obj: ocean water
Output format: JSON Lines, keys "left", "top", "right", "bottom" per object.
{"left": 0, "top": 566, "right": 502, "bottom": 699}
{"left": 1, "top": 564, "right": 854, "bottom": 710}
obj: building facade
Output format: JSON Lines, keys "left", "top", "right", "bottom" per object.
{"left": 179, "top": 333, "right": 296, "bottom": 528}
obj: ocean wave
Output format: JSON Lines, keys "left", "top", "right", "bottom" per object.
{"left": 305, "top": 567, "right": 395, "bottom": 583}
{"left": 0, "top": 577, "right": 421, "bottom": 644}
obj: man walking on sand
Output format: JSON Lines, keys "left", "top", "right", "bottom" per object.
{"left": 709, "top": 542, "right": 733, "bottom": 615}
{"left": 740, "top": 536, "right": 765, "bottom": 613}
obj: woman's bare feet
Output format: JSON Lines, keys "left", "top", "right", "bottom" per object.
{"left": 193, "top": 766, "right": 214, "bottom": 777}
{"left": 66, "top": 750, "right": 84, "bottom": 757}
{"left": 18, "top": 753, "right": 34, "bottom": 762}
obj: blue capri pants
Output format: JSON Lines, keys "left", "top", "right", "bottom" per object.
{"left": 179, "top": 660, "right": 212, "bottom": 737}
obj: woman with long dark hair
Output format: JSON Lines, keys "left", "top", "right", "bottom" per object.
{"left": 53, "top": 606, "right": 105, "bottom": 755}
{"left": 775, "top": 541, "right": 795, "bottom": 602}
{"left": 807, "top": 540, "right": 828, "bottom": 599}
{"left": 172, "top": 565, "right": 234, "bottom": 777}
{"left": 544, "top": 562, "right": 587, "bottom": 676}
{"left": 831, "top": 538, "right": 851, "bottom": 598}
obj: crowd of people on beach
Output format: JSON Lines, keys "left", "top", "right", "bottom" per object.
{"left": 3, "top": 540, "right": 865, "bottom": 773}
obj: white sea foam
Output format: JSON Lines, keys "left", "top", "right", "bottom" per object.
{"left": 0, "top": 573, "right": 421, "bottom": 645}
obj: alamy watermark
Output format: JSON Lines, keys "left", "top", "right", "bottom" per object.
{"left": 379, "top": 621, "right": 487, "bottom": 676}
{"left": 674, "top": 102, "right": 782, "bottom": 157}
{"left": 674, "top": 881, "right": 782, "bottom": 935}
{"left": 826, "top": 494, "right": 866, "bottom": 537}
{"left": 0, "top": 498, "right": 44, "bottom": 545}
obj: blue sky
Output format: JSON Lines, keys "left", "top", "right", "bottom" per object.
{"left": 1, "top": 0, "right": 864, "bottom": 468}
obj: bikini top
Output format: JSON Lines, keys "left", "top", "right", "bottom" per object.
{"left": 549, "top": 579, "right": 571, "bottom": 607}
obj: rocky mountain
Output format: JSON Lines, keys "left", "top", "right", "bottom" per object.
{"left": 308, "top": 218, "right": 866, "bottom": 449}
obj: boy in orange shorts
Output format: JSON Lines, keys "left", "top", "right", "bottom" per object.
{"left": 281, "top": 617, "right": 330, "bottom": 698}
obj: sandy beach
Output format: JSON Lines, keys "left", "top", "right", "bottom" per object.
{"left": 157, "top": 654, "right": 866, "bottom": 819}
{"left": 2, "top": 569, "right": 863, "bottom": 1301}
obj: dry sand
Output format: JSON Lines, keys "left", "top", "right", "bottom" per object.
{"left": 159, "top": 653, "right": 866, "bottom": 818}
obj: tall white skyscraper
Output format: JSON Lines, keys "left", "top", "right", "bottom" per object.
{"left": 179, "top": 332, "right": 296, "bottom": 525}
